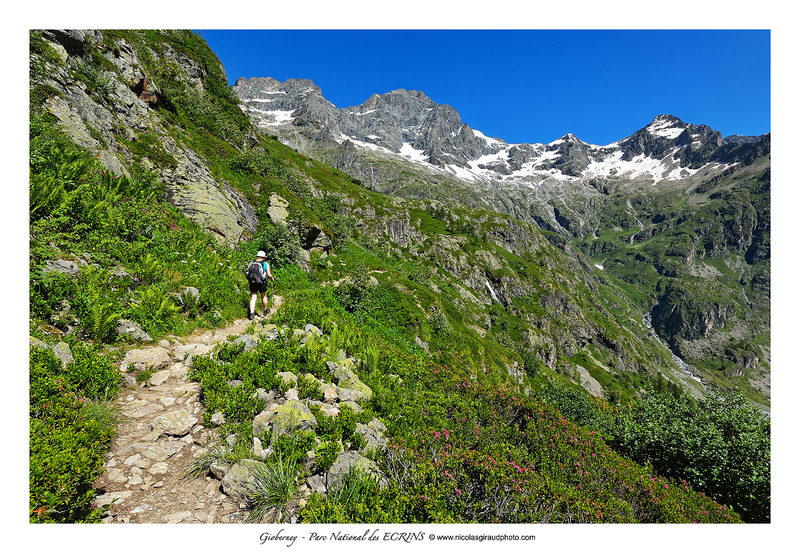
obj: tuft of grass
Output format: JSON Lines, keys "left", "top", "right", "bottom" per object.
{"left": 182, "top": 441, "right": 254, "bottom": 480}
{"left": 244, "top": 451, "right": 300, "bottom": 523}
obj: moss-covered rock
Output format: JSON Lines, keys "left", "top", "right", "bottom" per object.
{"left": 327, "top": 361, "right": 373, "bottom": 402}
{"left": 270, "top": 400, "right": 317, "bottom": 444}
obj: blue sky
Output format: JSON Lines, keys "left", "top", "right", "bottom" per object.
{"left": 201, "top": 29, "right": 770, "bottom": 146}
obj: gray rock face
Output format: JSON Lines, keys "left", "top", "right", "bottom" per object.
{"left": 267, "top": 193, "right": 290, "bottom": 224}
{"left": 33, "top": 30, "right": 258, "bottom": 247}
{"left": 234, "top": 78, "right": 507, "bottom": 171}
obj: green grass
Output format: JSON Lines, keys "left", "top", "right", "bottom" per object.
{"left": 29, "top": 28, "right": 769, "bottom": 525}
{"left": 409, "top": 208, "right": 451, "bottom": 235}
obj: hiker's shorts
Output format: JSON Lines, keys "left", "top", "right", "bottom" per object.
{"left": 249, "top": 281, "right": 269, "bottom": 294}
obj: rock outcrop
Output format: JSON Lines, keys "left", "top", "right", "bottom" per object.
{"left": 33, "top": 30, "right": 259, "bottom": 247}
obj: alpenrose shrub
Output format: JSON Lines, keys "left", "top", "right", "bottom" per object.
{"left": 304, "top": 361, "right": 742, "bottom": 524}
{"left": 30, "top": 345, "right": 119, "bottom": 522}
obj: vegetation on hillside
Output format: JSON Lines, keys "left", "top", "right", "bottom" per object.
{"left": 28, "top": 29, "right": 769, "bottom": 524}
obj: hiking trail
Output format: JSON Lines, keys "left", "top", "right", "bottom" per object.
{"left": 93, "top": 296, "right": 283, "bottom": 524}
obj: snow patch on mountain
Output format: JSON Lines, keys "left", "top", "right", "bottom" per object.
{"left": 400, "top": 143, "right": 427, "bottom": 163}
{"left": 647, "top": 118, "right": 685, "bottom": 139}
{"left": 473, "top": 129, "right": 503, "bottom": 146}
{"left": 241, "top": 99, "right": 295, "bottom": 127}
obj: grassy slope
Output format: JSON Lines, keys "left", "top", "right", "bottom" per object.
{"left": 28, "top": 30, "right": 767, "bottom": 524}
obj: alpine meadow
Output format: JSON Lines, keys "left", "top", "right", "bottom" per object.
{"left": 28, "top": 29, "right": 770, "bottom": 528}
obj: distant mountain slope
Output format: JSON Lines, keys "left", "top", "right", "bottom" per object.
{"left": 234, "top": 77, "right": 768, "bottom": 187}
{"left": 234, "top": 76, "right": 770, "bottom": 407}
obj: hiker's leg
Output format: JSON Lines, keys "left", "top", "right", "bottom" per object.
{"left": 249, "top": 293, "right": 257, "bottom": 313}
{"left": 261, "top": 291, "right": 269, "bottom": 314}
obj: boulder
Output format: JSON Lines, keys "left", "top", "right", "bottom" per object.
{"left": 307, "top": 474, "right": 327, "bottom": 494}
{"left": 335, "top": 387, "right": 366, "bottom": 403}
{"left": 355, "top": 419, "right": 388, "bottom": 452}
{"left": 209, "top": 462, "right": 228, "bottom": 480}
{"left": 326, "top": 452, "right": 387, "bottom": 492}
{"left": 29, "top": 337, "right": 48, "bottom": 350}
{"left": 210, "top": 411, "right": 226, "bottom": 426}
{"left": 51, "top": 342, "right": 74, "bottom": 367}
{"left": 327, "top": 361, "right": 372, "bottom": 402}
{"left": 116, "top": 319, "right": 153, "bottom": 342}
{"left": 254, "top": 323, "right": 280, "bottom": 340}
{"left": 322, "top": 385, "right": 339, "bottom": 403}
{"left": 43, "top": 258, "right": 81, "bottom": 276}
{"left": 222, "top": 459, "right": 264, "bottom": 503}
{"left": 340, "top": 400, "right": 362, "bottom": 413}
{"left": 277, "top": 371, "right": 298, "bottom": 387}
{"left": 232, "top": 333, "right": 259, "bottom": 351}
{"left": 270, "top": 400, "right": 317, "bottom": 444}
{"left": 252, "top": 437, "right": 267, "bottom": 460}
{"left": 318, "top": 403, "right": 340, "bottom": 417}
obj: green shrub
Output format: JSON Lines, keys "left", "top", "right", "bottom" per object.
{"left": 315, "top": 440, "right": 341, "bottom": 473}
{"left": 298, "top": 374, "right": 322, "bottom": 400}
{"left": 251, "top": 222, "right": 301, "bottom": 271}
{"left": 29, "top": 346, "right": 119, "bottom": 523}
{"left": 534, "top": 377, "right": 611, "bottom": 432}
{"left": 302, "top": 467, "right": 385, "bottom": 523}
{"left": 609, "top": 388, "right": 770, "bottom": 522}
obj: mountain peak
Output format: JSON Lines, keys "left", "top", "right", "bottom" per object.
{"left": 645, "top": 114, "right": 688, "bottom": 139}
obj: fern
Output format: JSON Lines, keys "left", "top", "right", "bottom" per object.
{"left": 135, "top": 287, "right": 180, "bottom": 333}
{"left": 87, "top": 299, "right": 122, "bottom": 342}
{"left": 29, "top": 173, "right": 66, "bottom": 221}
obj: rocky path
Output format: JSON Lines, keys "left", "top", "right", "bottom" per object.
{"left": 93, "top": 298, "right": 283, "bottom": 524}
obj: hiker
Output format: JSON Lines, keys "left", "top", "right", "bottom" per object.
{"left": 247, "top": 250, "right": 274, "bottom": 320}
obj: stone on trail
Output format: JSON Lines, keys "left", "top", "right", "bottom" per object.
{"left": 121, "top": 399, "right": 164, "bottom": 418}
{"left": 93, "top": 490, "right": 133, "bottom": 508}
{"left": 120, "top": 441, "right": 185, "bottom": 462}
{"left": 120, "top": 346, "right": 171, "bottom": 373}
{"left": 151, "top": 409, "right": 198, "bottom": 437}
